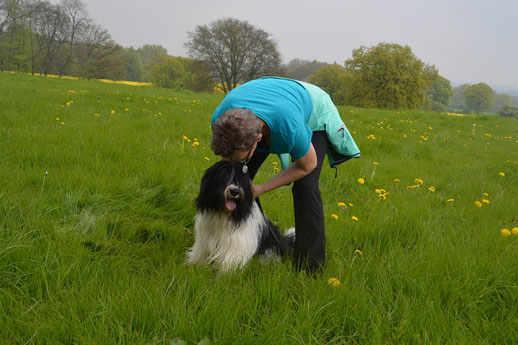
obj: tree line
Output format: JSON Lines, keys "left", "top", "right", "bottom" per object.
{"left": 2, "top": 3, "right": 517, "bottom": 116}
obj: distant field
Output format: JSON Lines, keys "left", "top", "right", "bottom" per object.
{"left": 1, "top": 72, "right": 517, "bottom": 344}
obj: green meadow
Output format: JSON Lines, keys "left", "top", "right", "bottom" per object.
{"left": 1, "top": 72, "right": 517, "bottom": 344}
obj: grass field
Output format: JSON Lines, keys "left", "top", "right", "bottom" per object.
{"left": 1, "top": 71, "right": 517, "bottom": 344}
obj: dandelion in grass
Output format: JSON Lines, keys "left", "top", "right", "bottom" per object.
{"left": 331, "top": 214, "right": 338, "bottom": 220}
{"left": 61, "top": 121, "right": 65, "bottom": 125}
{"left": 183, "top": 135, "right": 188, "bottom": 140}
{"left": 501, "top": 229, "right": 511, "bottom": 237}
{"left": 204, "top": 157, "right": 210, "bottom": 161}
{"left": 474, "top": 201, "right": 482, "bottom": 208}
{"left": 111, "top": 110, "right": 115, "bottom": 114}
{"left": 125, "top": 108, "right": 129, "bottom": 111}
{"left": 373, "top": 162, "right": 379, "bottom": 165}
{"left": 358, "top": 178, "right": 365, "bottom": 184}
{"left": 447, "top": 198, "right": 455, "bottom": 202}
{"left": 56, "top": 117, "right": 60, "bottom": 121}
{"left": 415, "top": 178, "right": 423, "bottom": 185}
{"left": 94, "top": 113, "right": 99, "bottom": 117}
{"left": 394, "top": 179, "right": 400, "bottom": 183}
{"left": 337, "top": 202, "right": 346, "bottom": 207}
{"left": 354, "top": 249, "right": 362, "bottom": 256}
{"left": 482, "top": 199, "right": 490, "bottom": 204}
{"left": 273, "top": 167, "right": 279, "bottom": 173}
{"left": 512, "top": 228, "right": 518, "bottom": 235}
{"left": 429, "top": 186, "right": 436, "bottom": 192}
{"left": 351, "top": 216, "right": 358, "bottom": 221}
{"left": 328, "top": 278, "right": 341, "bottom": 287}
{"left": 349, "top": 203, "right": 354, "bottom": 207}
{"left": 499, "top": 172, "right": 505, "bottom": 176}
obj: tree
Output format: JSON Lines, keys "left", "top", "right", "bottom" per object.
{"left": 499, "top": 105, "right": 518, "bottom": 118}
{"left": 137, "top": 44, "right": 167, "bottom": 80}
{"left": 492, "top": 93, "right": 512, "bottom": 112}
{"left": 307, "top": 64, "right": 350, "bottom": 105}
{"left": 450, "top": 84, "right": 468, "bottom": 111}
{"left": 284, "top": 58, "right": 327, "bottom": 81}
{"left": 344, "top": 42, "right": 426, "bottom": 109}
{"left": 424, "top": 75, "right": 454, "bottom": 111}
{"left": 464, "top": 83, "right": 494, "bottom": 113}
{"left": 185, "top": 17, "right": 281, "bottom": 93}
{"left": 148, "top": 56, "right": 213, "bottom": 92}
{"left": 56, "top": 0, "right": 88, "bottom": 77}
{"left": 75, "top": 20, "right": 125, "bottom": 80}
{"left": 123, "top": 47, "right": 143, "bottom": 81}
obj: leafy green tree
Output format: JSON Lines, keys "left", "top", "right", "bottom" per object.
{"left": 344, "top": 42, "right": 426, "bottom": 109}
{"left": 424, "top": 75, "right": 454, "bottom": 111}
{"left": 464, "top": 83, "right": 494, "bottom": 113}
{"left": 137, "top": 44, "right": 167, "bottom": 80}
{"left": 307, "top": 64, "right": 350, "bottom": 105}
{"left": 148, "top": 56, "right": 213, "bottom": 92}
{"left": 284, "top": 58, "right": 327, "bottom": 81}
{"left": 450, "top": 84, "right": 468, "bottom": 111}
{"left": 492, "top": 93, "right": 512, "bottom": 112}
{"left": 123, "top": 47, "right": 143, "bottom": 81}
{"left": 185, "top": 17, "right": 281, "bottom": 93}
{"left": 499, "top": 105, "right": 518, "bottom": 118}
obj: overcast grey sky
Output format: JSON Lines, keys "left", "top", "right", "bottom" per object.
{"left": 76, "top": 0, "right": 518, "bottom": 90}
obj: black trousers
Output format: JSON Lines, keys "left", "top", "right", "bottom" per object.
{"left": 247, "top": 131, "right": 328, "bottom": 273}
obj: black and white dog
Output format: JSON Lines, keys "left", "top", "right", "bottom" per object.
{"left": 187, "top": 160, "right": 295, "bottom": 271}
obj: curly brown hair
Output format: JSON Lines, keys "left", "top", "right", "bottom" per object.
{"left": 211, "top": 108, "right": 262, "bottom": 157}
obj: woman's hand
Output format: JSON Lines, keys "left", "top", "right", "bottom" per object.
{"left": 252, "top": 184, "right": 265, "bottom": 198}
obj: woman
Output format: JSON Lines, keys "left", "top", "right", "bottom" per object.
{"left": 210, "top": 77, "right": 360, "bottom": 273}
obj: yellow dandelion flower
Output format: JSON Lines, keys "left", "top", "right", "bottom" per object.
{"left": 56, "top": 117, "right": 60, "bottom": 121}
{"left": 394, "top": 179, "right": 400, "bottom": 183}
{"left": 125, "top": 108, "right": 129, "bottom": 111}
{"left": 337, "top": 202, "right": 346, "bottom": 207}
{"left": 60, "top": 121, "right": 65, "bottom": 125}
{"left": 94, "top": 113, "right": 99, "bottom": 117}
{"left": 429, "top": 186, "right": 436, "bottom": 192}
{"left": 358, "top": 178, "right": 365, "bottom": 184}
{"left": 447, "top": 199, "right": 455, "bottom": 202}
{"left": 474, "top": 201, "right": 482, "bottom": 208}
{"left": 354, "top": 249, "right": 362, "bottom": 256}
{"left": 483, "top": 192, "right": 489, "bottom": 197}
{"left": 194, "top": 138, "right": 198, "bottom": 141}
{"left": 110, "top": 110, "right": 115, "bottom": 114}
{"left": 512, "top": 227, "right": 518, "bottom": 235}
{"left": 331, "top": 214, "right": 338, "bottom": 220}
{"left": 379, "top": 194, "right": 386, "bottom": 200}
{"left": 187, "top": 139, "right": 191, "bottom": 142}
{"left": 351, "top": 216, "right": 358, "bottom": 221}
{"left": 272, "top": 162, "right": 278, "bottom": 166}
{"left": 328, "top": 278, "right": 341, "bottom": 287}
{"left": 501, "top": 229, "right": 511, "bottom": 237}
{"left": 482, "top": 199, "right": 490, "bottom": 204}
{"left": 273, "top": 167, "right": 279, "bottom": 173}
{"left": 204, "top": 157, "right": 210, "bottom": 161}
{"left": 349, "top": 203, "right": 354, "bottom": 207}
{"left": 415, "top": 178, "right": 423, "bottom": 185}
{"left": 183, "top": 135, "right": 188, "bottom": 140}
{"left": 499, "top": 172, "right": 505, "bottom": 176}
{"left": 373, "top": 162, "right": 379, "bottom": 165}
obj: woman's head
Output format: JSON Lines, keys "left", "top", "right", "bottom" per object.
{"left": 211, "top": 108, "right": 262, "bottom": 159}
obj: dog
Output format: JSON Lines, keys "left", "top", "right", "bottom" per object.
{"left": 187, "top": 160, "right": 295, "bottom": 271}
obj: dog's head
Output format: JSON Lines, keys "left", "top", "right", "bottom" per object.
{"left": 196, "top": 160, "right": 254, "bottom": 225}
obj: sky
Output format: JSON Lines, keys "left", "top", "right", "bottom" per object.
{"left": 73, "top": 0, "right": 518, "bottom": 91}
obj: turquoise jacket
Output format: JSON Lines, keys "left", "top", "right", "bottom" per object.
{"left": 263, "top": 77, "right": 360, "bottom": 170}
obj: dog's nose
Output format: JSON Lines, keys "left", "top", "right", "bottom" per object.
{"left": 229, "top": 187, "right": 240, "bottom": 198}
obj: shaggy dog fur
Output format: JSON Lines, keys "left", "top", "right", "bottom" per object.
{"left": 187, "top": 160, "right": 295, "bottom": 271}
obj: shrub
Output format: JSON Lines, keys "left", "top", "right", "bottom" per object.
{"left": 499, "top": 105, "right": 518, "bottom": 118}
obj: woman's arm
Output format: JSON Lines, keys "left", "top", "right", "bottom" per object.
{"left": 252, "top": 143, "right": 317, "bottom": 198}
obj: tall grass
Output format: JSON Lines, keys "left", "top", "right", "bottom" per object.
{"left": 1, "top": 72, "right": 517, "bottom": 344}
